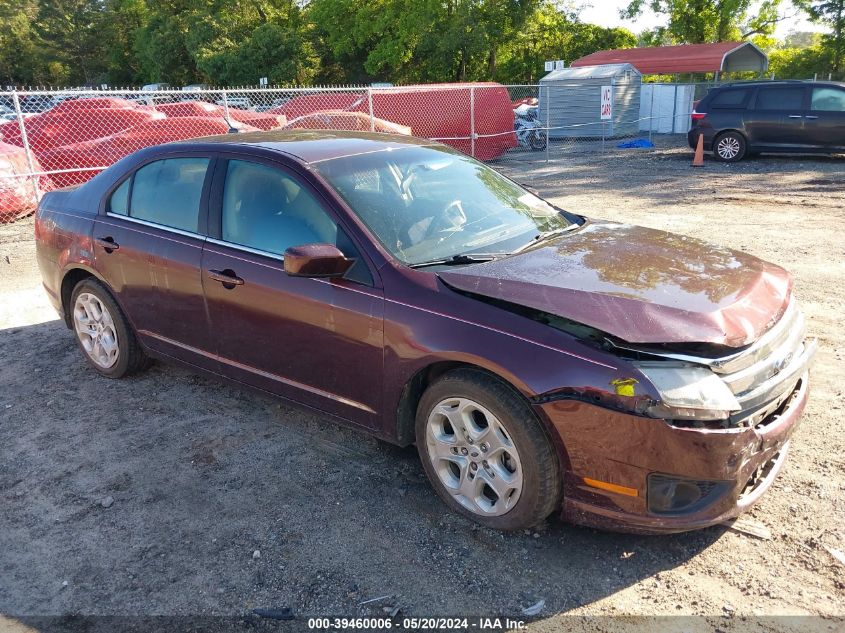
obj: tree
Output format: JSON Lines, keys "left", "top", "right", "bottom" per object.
{"left": 622, "top": 0, "right": 782, "bottom": 43}
{"left": 497, "top": 4, "right": 636, "bottom": 83}
{"left": 796, "top": 0, "right": 845, "bottom": 76}
{"left": 35, "top": 0, "right": 110, "bottom": 85}
{"left": 101, "top": 0, "right": 148, "bottom": 85}
{"left": 0, "top": 0, "right": 47, "bottom": 86}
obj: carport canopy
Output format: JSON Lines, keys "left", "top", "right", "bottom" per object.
{"left": 571, "top": 42, "right": 768, "bottom": 75}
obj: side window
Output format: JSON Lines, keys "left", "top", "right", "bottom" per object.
{"left": 221, "top": 160, "right": 338, "bottom": 255}
{"left": 811, "top": 87, "right": 845, "bottom": 112}
{"left": 221, "top": 160, "right": 373, "bottom": 284}
{"left": 130, "top": 157, "right": 210, "bottom": 233}
{"left": 754, "top": 87, "right": 806, "bottom": 111}
{"left": 710, "top": 89, "right": 749, "bottom": 109}
{"left": 108, "top": 177, "right": 130, "bottom": 215}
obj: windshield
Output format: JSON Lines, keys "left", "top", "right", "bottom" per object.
{"left": 313, "top": 145, "right": 574, "bottom": 266}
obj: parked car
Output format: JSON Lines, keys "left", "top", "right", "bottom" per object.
{"left": 689, "top": 80, "right": 845, "bottom": 161}
{"left": 217, "top": 96, "right": 253, "bottom": 110}
{"left": 37, "top": 117, "right": 257, "bottom": 187}
{"left": 269, "top": 83, "right": 518, "bottom": 160}
{"left": 35, "top": 130, "right": 814, "bottom": 533}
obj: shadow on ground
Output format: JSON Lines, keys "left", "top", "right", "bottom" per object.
{"left": 0, "top": 320, "right": 728, "bottom": 622}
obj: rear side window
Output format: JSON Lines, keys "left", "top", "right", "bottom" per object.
{"left": 710, "top": 89, "right": 750, "bottom": 108}
{"left": 754, "top": 87, "right": 806, "bottom": 111}
{"left": 811, "top": 87, "right": 845, "bottom": 111}
{"left": 129, "top": 157, "right": 210, "bottom": 232}
{"left": 108, "top": 178, "right": 130, "bottom": 215}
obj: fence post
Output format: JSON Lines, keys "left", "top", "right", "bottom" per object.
{"left": 11, "top": 90, "right": 40, "bottom": 202}
{"left": 367, "top": 87, "right": 375, "bottom": 132}
{"left": 545, "top": 83, "right": 550, "bottom": 164}
{"left": 671, "top": 84, "right": 678, "bottom": 134}
{"left": 221, "top": 89, "right": 231, "bottom": 127}
{"left": 470, "top": 86, "right": 476, "bottom": 158}
{"left": 648, "top": 82, "right": 655, "bottom": 143}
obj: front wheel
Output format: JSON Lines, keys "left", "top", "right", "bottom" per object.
{"left": 713, "top": 131, "right": 747, "bottom": 162}
{"left": 415, "top": 369, "right": 561, "bottom": 530}
{"left": 529, "top": 130, "right": 547, "bottom": 151}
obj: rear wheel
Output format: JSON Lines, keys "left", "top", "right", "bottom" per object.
{"left": 713, "top": 131, "right": 747, "bottom": 162}
{"left": 70, "top": 278, "right": 149, "bottom": 378}
{"left": 415, "top": 369, "right": 561, "bottom": 530}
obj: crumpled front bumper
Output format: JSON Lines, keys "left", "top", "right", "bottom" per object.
{"left": 537, "top": 371, "right": 810, "bottom": 534}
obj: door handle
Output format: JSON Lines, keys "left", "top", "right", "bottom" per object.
{"left": 788, "top": 115, "right": 803, "bottom": 118}
{"left": 208, "top": 269, "right": 244, "bottom": 287}
{"left": 804, "top": 115, "right": 819, "bottom": 119}
{"left": 95, "top": 237, "right": 119, "bottom": 251}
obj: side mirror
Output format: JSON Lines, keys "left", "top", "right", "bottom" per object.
{"left": 283, "top": 243, "right": 353, "bottom": 278}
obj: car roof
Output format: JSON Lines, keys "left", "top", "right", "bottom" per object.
{"left": 175, "top": 129, "right": 441, "bottom": 164}
{"left": 715, "top": 80, "right": 845, "bottom": 90}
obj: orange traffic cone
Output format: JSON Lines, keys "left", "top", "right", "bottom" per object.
{"left": 692, "top": 133, "right": 704, "bottom": 167}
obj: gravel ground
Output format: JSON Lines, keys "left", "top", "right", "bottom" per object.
{"left": 1, "top": 138, "right": 843, "bottom": 632}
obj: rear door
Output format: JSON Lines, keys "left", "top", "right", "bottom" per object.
{"left": 746, "top": 85, "right": 809, "bottom": 148}
{"left": 200, "top": 154, "right": 384, "bottom": 429}
{"left": 93, "top": 153, "right": 217, "bottom": 370}
{"left": 805, "top": 85, "right": 845, "bottom": 150}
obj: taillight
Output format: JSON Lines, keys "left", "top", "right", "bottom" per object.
{"left": 691, "top": 111, "right": 706, "bottom": 121}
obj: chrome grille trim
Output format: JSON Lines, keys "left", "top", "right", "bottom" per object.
{"left": 710, "top": 298, "right": 801, "bottom": 375}
{"left": 722, "top": 308, "right": 805, "bottom": 396}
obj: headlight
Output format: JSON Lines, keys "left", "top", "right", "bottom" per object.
{"left": 634, "top": 362, "right": 741, "bottom": 421}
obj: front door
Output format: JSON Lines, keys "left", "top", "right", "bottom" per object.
{"left": 93, "top": 154, "right": 216, "bottom": 369}
{"left": 201, "top": 157, "right": 384, "bottom": 428}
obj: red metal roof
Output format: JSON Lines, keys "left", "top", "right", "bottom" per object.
{"left": 571, "top": 42, "right": 761, "bottom": 75}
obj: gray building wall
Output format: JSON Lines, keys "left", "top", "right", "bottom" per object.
{"left": 538, "top": 64, "right": 642, "bottom": 138}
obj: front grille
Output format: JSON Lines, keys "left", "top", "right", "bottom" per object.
{"left": 710, "top": 298, "right": 814, "bottom": 415}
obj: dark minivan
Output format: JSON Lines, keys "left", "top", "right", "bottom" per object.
{"left": 689, "top": 80, "right": 845, "bottom": 161}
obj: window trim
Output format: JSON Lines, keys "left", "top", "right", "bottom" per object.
{"left": 98, "top": 150, "right": 217, "bottom": 237}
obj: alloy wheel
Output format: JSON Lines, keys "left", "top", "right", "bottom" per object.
{"left": 425, "top": 397, "right": 523, "bottom": 516}
{"left": 73, "top": 292, "right": 120, "bottom": 369}
{"left": 716, "top": 136, "right": 741, "bottom": 160}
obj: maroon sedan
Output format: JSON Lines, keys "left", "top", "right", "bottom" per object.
{"left": 34, "top": 131, "right": 815, "bottom": 533}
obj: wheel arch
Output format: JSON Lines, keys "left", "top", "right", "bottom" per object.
{"left": 60, "top": 265, "right": 101, "bottom": 327}
{"left": 393, "top": 361, "right": 566, "bottom": 460}
{"left": 59, "top": 265, "right": 130, "bottom": 331}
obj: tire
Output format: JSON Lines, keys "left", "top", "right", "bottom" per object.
{"left": 69, "top": 278, "right": 150, "bottom": 378}
{"left": 713, "top": 131, "right": 747, "bottom": 162}
{"left": 415, "top": 369, "right": 561, "bottom": 530}
{"left": 529, "top": 130, "right": 547, "bottom": 151}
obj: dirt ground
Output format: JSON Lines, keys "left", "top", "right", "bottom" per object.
{"left": 1, "top": 138, "right": 844, "bottom": 632}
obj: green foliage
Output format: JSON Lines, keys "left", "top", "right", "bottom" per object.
{"left": 624, "top": 0, "right": 782, "bottom": 44}
{"left": 497, "top": 5, "right": 637, "bottom": 83}
{"left": 768, "top": 45, "right": 833, "bottom": 78}
{"left": 795, "top": 0, "right": 845, "bottom": 75}
{"left": 0, "top": 0, "right": 839, "bottom": 87}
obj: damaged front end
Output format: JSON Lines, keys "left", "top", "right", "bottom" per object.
{"left": 461, "top": 289, "right": 816, "bottom": 532}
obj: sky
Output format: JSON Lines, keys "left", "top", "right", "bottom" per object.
{"left": 578, "top": 1, "right": 825, "bottom": 39}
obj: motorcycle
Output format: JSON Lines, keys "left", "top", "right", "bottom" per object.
{"left": 513, "top": 99, "right": 547, "bottom": 151}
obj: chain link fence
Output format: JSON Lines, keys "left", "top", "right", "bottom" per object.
{"left": 0, "top": 82, "right": 698, "bottom": 223}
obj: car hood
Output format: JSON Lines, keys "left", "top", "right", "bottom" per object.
{"left": 438, "top": 221, "right": 792, "bottom": 348}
